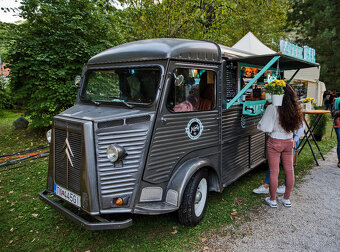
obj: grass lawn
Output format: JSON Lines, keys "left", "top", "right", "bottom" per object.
{"left": 0, "top": 109, "right": 337, "bottom": 251}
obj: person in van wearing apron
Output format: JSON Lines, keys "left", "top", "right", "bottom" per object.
{"left": 257, "top": 85, "right": 303, "bottom": 207}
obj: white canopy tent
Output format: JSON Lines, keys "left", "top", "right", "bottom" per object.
{"left": 232, "top": 32, "right": 276, "bottom": 55}
{"left": 232, "top": 32, "right": 325, "bottom": 106}
{"left": 284, "top": 67, "right": 325, "bottom": 106}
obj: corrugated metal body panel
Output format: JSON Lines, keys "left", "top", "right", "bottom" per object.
{"left": 54, "top": 128, "right": 82, "bottom": 194}
{"left": 222, "top": 105, "right": 266, "bottom": 184}
{"left": 221, "top": 106, "right": 245, "bottom": 139}
{"left": 143, "top": 111, "right": 219, "bottom": 184}
{"left": 221, "top": 106, "right": 248, "bottom": 183}
{"left": 221, "top": 105, "right": 265, "bottom": 184}
{"left": 250, "top": 132, "right": 266, "bottom": 166}
{"left": 222, "top": 137, "right": 249, "bottom": 182}
{"left": 96, "top": 127, "right": 149, "bottom": 198}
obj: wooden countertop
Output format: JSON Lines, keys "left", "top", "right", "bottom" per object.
{"left": 302, "top": 110, "right": 331, "bottom": 114}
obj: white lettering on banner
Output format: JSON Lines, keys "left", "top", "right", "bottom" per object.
{"left": 280, "top": 40, "right": 315, "bottom": 63}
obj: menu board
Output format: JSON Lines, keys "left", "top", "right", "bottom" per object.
{"left": 226, "top": 64, "right": 237, "bottom": 100}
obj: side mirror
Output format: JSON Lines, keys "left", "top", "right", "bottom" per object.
{"left": 74, "top": 76, "right": 81, "bottom": 87}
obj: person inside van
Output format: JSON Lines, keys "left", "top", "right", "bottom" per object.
{"left": 127, "top": 72, "right": 141, "bottom": 101}
{"left": 257, "top": 85, "right": 303, "bottom": 208}
{"left": 196, "top": 72, "right": 213, "bottom": 110}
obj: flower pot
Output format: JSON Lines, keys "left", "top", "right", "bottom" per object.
{"left": 301, "top": 103, "right": 312, "bottom": 111}
{"left": 272, "top": 94, "right": 283, "bottom": 106}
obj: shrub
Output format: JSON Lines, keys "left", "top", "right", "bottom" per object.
{"left": 8, "top": 0, "right": 126, "bottom": 128}
{"left": 0, "top": 78, "right": 13, "bottom": 110}
{"left": 309, "top": 113, "right": 328, "bottom": 140}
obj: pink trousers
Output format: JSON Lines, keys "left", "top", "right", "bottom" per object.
{"left": 267, "top": 137, "right": 295, "bottom": 200}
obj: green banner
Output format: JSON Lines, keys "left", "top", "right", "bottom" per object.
{"left": 241, "top": 100, "right": 267, "bottom": 116}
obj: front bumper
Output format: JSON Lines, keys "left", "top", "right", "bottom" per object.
{"left": 39, "top": 190, "right": 133, "bottom": 230}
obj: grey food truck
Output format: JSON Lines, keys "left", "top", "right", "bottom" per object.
{"left": 40, "top": 38, "right": 318, "bottom": 230}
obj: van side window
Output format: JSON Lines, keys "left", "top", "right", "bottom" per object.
{"left": 167, "top": 68, "right": 216, "bottom": 112}
{"left": 225, "top": 62, "right": 238, "bottom": 101}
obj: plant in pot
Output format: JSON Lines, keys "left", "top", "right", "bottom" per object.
{"left": 301, "top": 97, "right": 315, "bottom": 111}
{"left": 309, "top": 113, "right": 327, "bottom": 141}
{"left": 265, "top": 79, "right": 286, "bottom": 106}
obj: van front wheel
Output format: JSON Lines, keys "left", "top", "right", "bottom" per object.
{"left": 178, "top": 170, "right": 208, "bottom": 226}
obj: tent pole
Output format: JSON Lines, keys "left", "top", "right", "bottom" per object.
{"left": 286, "top": 69, "right": 300, "bottom": 85}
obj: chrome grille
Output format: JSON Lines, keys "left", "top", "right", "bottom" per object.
{"left": 54, "top": 128, "right": 82, "bottom": 194}
{"left": 96, "top": 128, "right": 148, "bottom": 198}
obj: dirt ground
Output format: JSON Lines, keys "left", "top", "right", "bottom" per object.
{"left": 204, "top": 147, "right": 340, "bottom": 252}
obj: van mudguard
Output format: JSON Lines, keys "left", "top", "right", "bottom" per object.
{"left": 165, "top": 158, "right": 219, "bottom": 207}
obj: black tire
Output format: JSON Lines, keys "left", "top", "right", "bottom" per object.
{"left": 178, "top": 169, "right": 208, "bottom": 226}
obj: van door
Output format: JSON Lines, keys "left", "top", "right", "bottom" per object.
{"left": 221, "top": 61, "right": 266, "bottom": 186}
{"left": 142, "top": 63, "right": 220, "bottom": 185}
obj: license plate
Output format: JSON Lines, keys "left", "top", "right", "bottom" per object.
{"left": 54, "top": 184, "right": 81, "bottom": 207}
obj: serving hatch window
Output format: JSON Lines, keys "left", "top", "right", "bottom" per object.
{"left": 239, "top": 66, "right": 278, "bottom": 101}
{"left": 81, "top": 67, "right": 161, "bottom": 105}
{"left": 167, "top": 68, "right": 216, "bottom": 112}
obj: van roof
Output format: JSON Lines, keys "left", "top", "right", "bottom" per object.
{"left": 88, "top": 38, "right": 319, "bottom": 69}
{"left": 88, "top": 38, "right": 254, "bottom": 65}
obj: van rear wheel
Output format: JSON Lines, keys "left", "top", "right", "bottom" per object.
{"left": 178, "top": 170, "right": 208, "bottom": 226}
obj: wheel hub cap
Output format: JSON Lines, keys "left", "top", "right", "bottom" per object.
{"left": 195, "top": 191, "right": 202, "bottom": 204}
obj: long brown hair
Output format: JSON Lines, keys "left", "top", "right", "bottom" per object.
{"left": 278, "top": 84, "right": 303, "bottom": 132}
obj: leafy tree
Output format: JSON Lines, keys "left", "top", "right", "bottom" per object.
{"left": 0, "top": 22, "right": 17, "bottom": 110}
{"left": 119, "top": 0, "right": 290, "bottom": 48}
{"left": 287, "top": 0, "right": 340, "bottom": 90}
{"left": 8, "top": 0, "right": 126, "bottom": 127}
{"left": 0, "top": 22, "right": 18, "bottom": 63}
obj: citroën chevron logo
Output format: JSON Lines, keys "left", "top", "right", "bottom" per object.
{"left": 63, "top": 137, "right": 74, "bottom": 167}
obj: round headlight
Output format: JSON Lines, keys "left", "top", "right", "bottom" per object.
{"left": 107, "top": 145, "right": 119, "bottom": 163}
{"left": 46, "top": 129, "right": 52, "bottom": 143}
{"left": 107, "top": 144, "right": 126, "bottom": 163}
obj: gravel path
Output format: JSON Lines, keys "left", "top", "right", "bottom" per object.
{"left": 205, "top": 147, "right": 340, "bottom": 252}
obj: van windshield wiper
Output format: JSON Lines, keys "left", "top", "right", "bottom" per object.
{"left": 86, "top": 99, "right": 101, "bottom": 106}
{"left": 107, "top": 96, "right": 134, "bottom": 109}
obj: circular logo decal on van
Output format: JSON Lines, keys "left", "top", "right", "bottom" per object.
{"left": 186, "top": 118, "right": 204, "bottom": 140}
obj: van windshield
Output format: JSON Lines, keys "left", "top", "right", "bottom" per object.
{"left": 81, "top": 67, "right": 161, "bottom": 105}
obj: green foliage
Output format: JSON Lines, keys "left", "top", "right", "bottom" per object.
{"left": 287, "top": 0, "right": 340, "bottom": 90}
{"left": 265, "top": 79, "right": 286, "bottom": 95}
{"left": 309, "top": 113, "right": 328, "bottom": 139}
{"left": 119, "top": 0, "right": 290, "bottom": 47}
{"left": 0, "top": 22, "right": 18, "bottom": 63}
{"left": 7, "top": 0, "right": 293, "bottom": 128}
{"left": 0, "top": 78, "right": 13, "bottom": 110}
{"left": 85, "top": 71, "right": 120, "bottom": 100}
{"left": 8, "top": 0, "right": 126, "bottom": 128}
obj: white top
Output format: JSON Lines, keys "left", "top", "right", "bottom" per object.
{"left": 257, "top": 104, "right": 293, "bottom": 139}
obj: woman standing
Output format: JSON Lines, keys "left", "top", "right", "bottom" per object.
{"left": 257, "top": 84, "right": 303, "bottom": 207}
{"left": 332, "top": 97, "right": 340, "bottom": 168}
